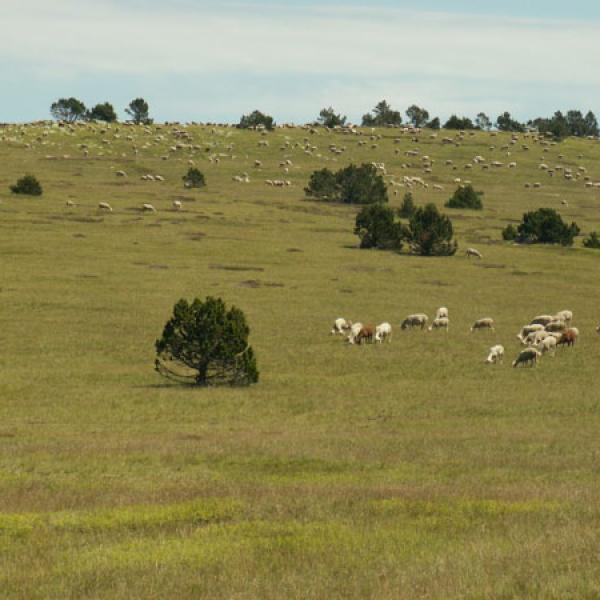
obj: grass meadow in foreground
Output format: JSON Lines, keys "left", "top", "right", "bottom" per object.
{"left": 1, "top": 123, "right": 600, "bottom": 598}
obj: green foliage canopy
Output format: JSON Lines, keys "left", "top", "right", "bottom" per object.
{"left": 10, "top": 174, "right": 43, "bottom": 196}
{"left": 445, "top": 185, "right": 484, "bottom": 210}
{"left": 238, "top": 110, "right": 275, "bottom": 130}
{"left": 398, "top": 192, "right": 416, "bottom": 218}
{"left": 183, "top": 167, "right": 206, "bottom": 189}
{"left": 444, "top": 115, "right": 476, "bottom": 130}
{"left": 583, "top": 232, "right": 600, "bottom": 249}
{"left": 406, "top": 105, "right": 430, "bottom": 128}
{"left": 155, "top": 296, "right": 259, "bottom": 386}
{"left": 515, "top": 208, "right": 580, "bottom": 246}
{"left": 50, "top": 97, "right": 87, "bottom": 123}
{"left": 305, "top": 163, "right": 388, "bottom": 204}
{"left": 88, "top": 102, "right": 118, "bottom": 122}
{"left": 362, "top": 100, "right": 402, "bottom": 127}
{"left": 317, "top": 107, "right": 347, "bottom": 128}
{"left": 354, "top": 203, "right": 404, "bottom": 250}
{"left": 406, "top": 203, "right": 458, "bottom": 256}
{"left": 125, "top": 98, "right": 152, "bottom": 124}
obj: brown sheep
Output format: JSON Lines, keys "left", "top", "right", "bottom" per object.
{"left": 355, "top": 325, "right": 375, "bottom": 345}
{"left": 557, "top": 328, "right": 578, "bottom": 347}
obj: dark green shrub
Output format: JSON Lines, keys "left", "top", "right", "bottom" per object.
{"left": 398, "top": 192, "right": 416, "bottom": 218}
{"left": 50, "top": 97, "right": 87, "bottom": 122}
{"left": 406, "top": 105, "right": 430, "bottom": 128}
{"left": 406, "top": 203, "right": 457, "bottom": 256}
{"left": 583, "top": 232, "right": 600, "bottom": 248}
{"left": 444, "top": 115, "right": 476, "bottom": 130}
{"left": 155, "top": 296, "right": 259, "bottom": 386}
{"left": 88, "top": 102, "right": 117, "bottom": 122}
{"left": 125, "top": 98, "right": 152, "bottom": 125}
{"left": 354, "top": 203, "right": 404, "bottom": 250}
{"left": 305, "top": 163, "right": 387, "bottom": 204}
{"left": 304, "top": 168, "right": 337, "bottom": 201}
{"left": 516, "top": 208, "right": 579, "bottom": 246}
{"left": 445, "top": 185, "right": 483, "bottom": 210}
{"left": 362, "top": 100, "right": 402, "bottom": 127}
{"left": 502, "top": 224, "right": 518, "bottom": 241}
{"left": 317, "top": 107, "right": 346, "bottom": 128}
{"left": 496, "top": 111, "right": 525, "bottom": 132}
{"left": 238, "top": 110, "right": 274, "bottom": 130}
{"left": 10, "top": 175, "right": 42, "bottom": 196}
{"left": 427, "top": 117, "right": 441, "bottom": 130}
{"left": 183, "top": 167, "right": 206, "bottom": 189}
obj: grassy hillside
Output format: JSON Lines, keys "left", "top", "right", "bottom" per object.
{"left": 1, "top": 122, "right": 600, "bottom": 598}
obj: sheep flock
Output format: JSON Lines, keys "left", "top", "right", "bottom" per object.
{"left": 331, "top": 308, "right": 586, "bottom": 368}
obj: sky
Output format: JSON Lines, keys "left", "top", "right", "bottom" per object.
{"left": 2, "top": 0, "right": 600, "bottom": 124}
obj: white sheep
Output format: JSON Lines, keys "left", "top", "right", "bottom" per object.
{"left": 142, "top": 203, "right": 156, "bottom": 212}
{"left": 554, "top": 310, "right": 573, "bottom": 324}
{"left": 98, "top": 202, "right": 113, "bottom": 212}
{"left": 536, "top": 336, "right": 557, "bottom": 356}
{"left": 466, "top": 248, "right": 483, "bottom": 259}
{"left": 485, "top": 345, "right": 504, "bottom": 364}
{"left": 173, "top": 200, "right": 182, "bottom": 210}
{"left": 375, "top": 322, "right": 392, "bottom": 343}
{"left": 347, "top": 322, "right": 364, "bottom": 345}
{"left": 523, "top": 330, "right": 551, "bottom": 346}
{"left": 517, "top": 323, "right": 544, "bottom": 342}
{"left": 331, "top": 318, "right": 352, "bottom": 336}
{"left": 428, "top": 317, "right": 449, "bottom": 332}
{"left": 471, "top": 318, "right": 494, "bottom": 332}
{"left": 544, "top": 320, "right": 566, "bottom": 333}
{"left": 435, "top": 307, "right": 449, "bottom": 320}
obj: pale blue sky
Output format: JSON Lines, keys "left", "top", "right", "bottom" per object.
{"left": 2, "top": 0, "right": 600, "bottom": 124}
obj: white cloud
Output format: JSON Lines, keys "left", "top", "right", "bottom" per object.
{"left": 2, "top": 0, "right": 600, "bottom": 121}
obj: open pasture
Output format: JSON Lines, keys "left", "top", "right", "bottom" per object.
{"left": 2, "top": 122, "right": 600, "bottom": 598}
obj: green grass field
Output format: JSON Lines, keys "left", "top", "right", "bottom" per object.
{"left": 2, "top": 122, "right": 600, "bottom": 598}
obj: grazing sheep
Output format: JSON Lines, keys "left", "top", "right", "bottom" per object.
{"left": 517, "top": 323, "right": 544, "bottom": 341}
{"left": 554, "top": 310, "right": 573, "bottom": 324}
{"left": 466, "top": 247, "right": 483, "bottom": 259}
{"left": 557, "top": 328, "right": 578, "bottom": 347}
{"left": 172, "top": 200, "right": 182, "bottom": 210}
{"left": 536, "top": 336, "right": 557, "bottom": 355}
{"left": 428, "top": 317, "right": 449, "bottom": 332}
{"left": 545, "top": 320, "right": 566, "bottom": 333}
{"left": 401, "top": 314, "right": 429, "bottom": 330}
{"left": 355, "top": 324, "right": 376, "bottom": 345}
{"left": 331, "top": 318, "right": 352, "bottom": 336}
{"left": 142, "top": 203, "right": 156, "bottom": 212}
{"left": 347, "top": 322, "right": 364, "bottom": 345}
{"left": 512, "top": 347, "right": 542, "bottom": 368}
{"left": 375, "top": 322, "right": 392, "bottom": 343}
{"left": 530, "top": 315, "right": 554, "bottom": 326}
{"left": 65, "top": 200, "right": 76, "bottom": 207}
{"left": 523, "top": 330, "right": 551, "bottom": 346}
{"left": 98, "top": 202, "right": 113, "bottom": 212}
{"left": 471, "top": 318, "right": 494, "bottom": 332}
{"left": 115, "top": 170, "right": 127, "bottom": 177}
{"left": 435, "top": 307, "right": 449, "bottom": 320}
{"left": 485, "top": 345, "right": 505, "bottom": 364}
